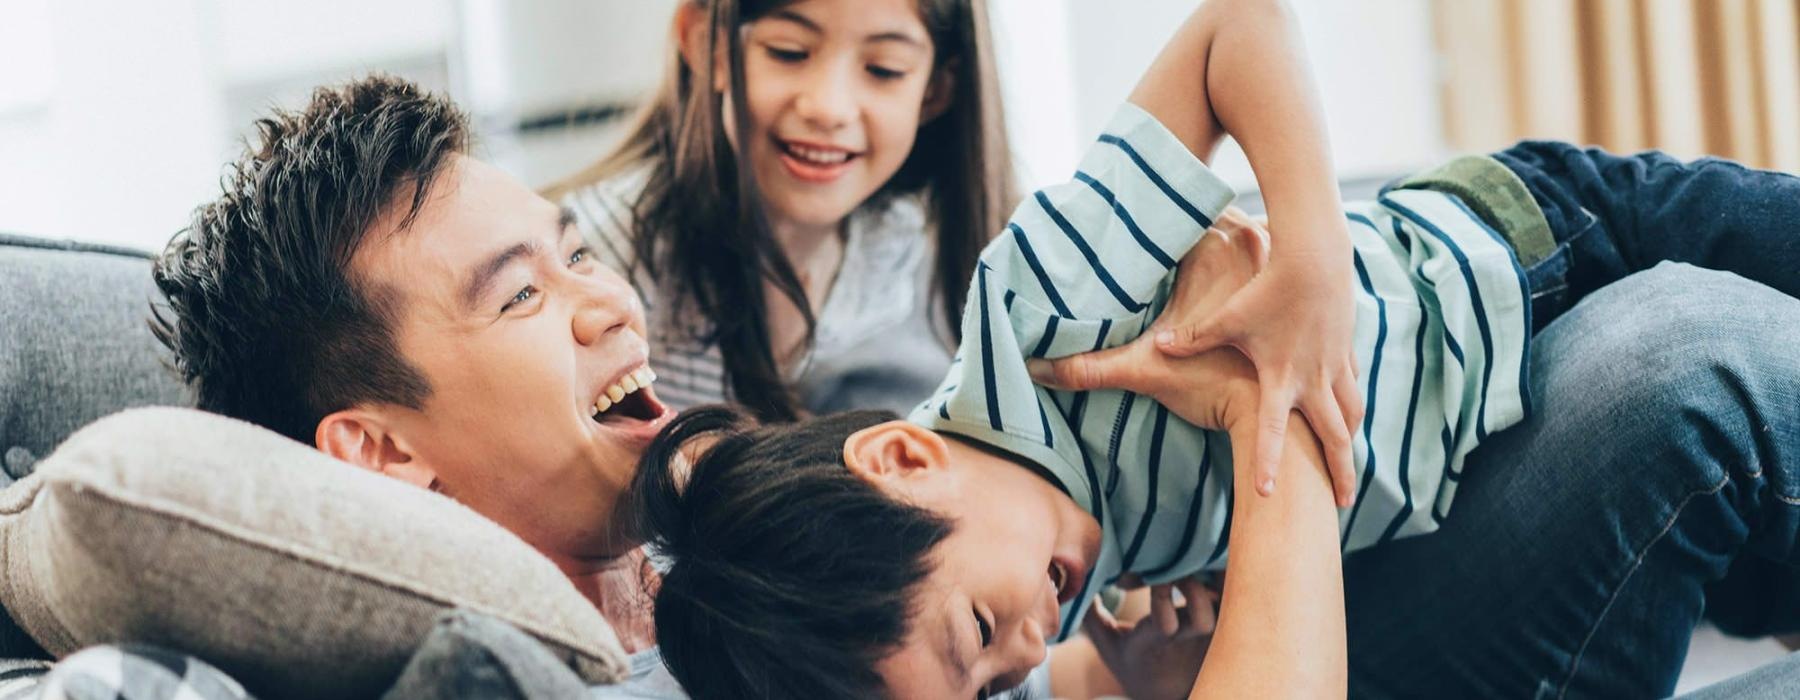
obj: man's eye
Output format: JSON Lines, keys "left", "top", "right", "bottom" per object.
{"left": 766, "top": 46, "right": 807, "bottom": 63}
{"left": 502, "top": 286, "right": 536, "bottom": 312}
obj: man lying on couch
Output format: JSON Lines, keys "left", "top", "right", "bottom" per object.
{"left": 149, "top": 76, "right": 670, "bottom": 655}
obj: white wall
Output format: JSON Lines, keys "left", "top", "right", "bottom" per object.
{"left": 0, "top": 0, "right": 1447, "bottom": 251}
{"left": 993, "top": 0, "right": 1446, "bottom": 193}
{"left": 0, "top": 0, "right": 227, "bottom": 249}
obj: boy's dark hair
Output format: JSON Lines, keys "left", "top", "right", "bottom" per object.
{"left": 150, "top": 75, "right": 468, "bottom": 443}
{"left": 633, "top": 405, "right": 954, "bottom": 699}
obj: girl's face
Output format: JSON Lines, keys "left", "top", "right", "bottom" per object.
{"left": 725, "top": 0, "right": 945, "bottom": 231}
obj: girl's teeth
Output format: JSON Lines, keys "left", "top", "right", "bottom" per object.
{"left": 635, "top": 367, "right": 657, "bottom": 385}
{"left": 606, "top": 385, "right": 626, "bottom": 402}
{"left": 620, "top": 375, "right": 639, "bottom": 393}
{"left": 594, "top": 396, "right": 612, "bottom": 414}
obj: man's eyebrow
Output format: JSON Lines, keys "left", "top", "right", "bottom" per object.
{"left": 462, "top": 240, "right": 538, "bottom": 311}
{"left": 768, "top": 9, "right": 925, "bottom": 48}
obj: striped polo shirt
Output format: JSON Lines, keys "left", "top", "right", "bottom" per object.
{"left": 907, "top": 102, "right": 1533, "bottom": 642}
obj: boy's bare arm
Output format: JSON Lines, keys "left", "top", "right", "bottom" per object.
{"left": 1191, "top": 412, "right": 1345, "bottom": 698}
{"left": 1128, "top": 0, "right": 1363, "bottom": 509}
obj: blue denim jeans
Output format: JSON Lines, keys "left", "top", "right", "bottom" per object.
{"left": 1344, "top": 143, "right": 1800, "bottom": 698}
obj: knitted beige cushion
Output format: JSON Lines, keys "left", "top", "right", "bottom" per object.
{"left": 0, "top": 407, "right": 628, "bottom": 698}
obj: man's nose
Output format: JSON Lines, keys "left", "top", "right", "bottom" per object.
{"left": 571, "top": 281, "right": 639, "bottom": 346}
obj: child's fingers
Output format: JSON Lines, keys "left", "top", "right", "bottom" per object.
{"left": 1336, "top": 358, "right": 1365, "bottom": 430}
{"left": 1301, "top": 388, "right": 1356, "bottom": 508}
{"left": 1253, "top": 382, "right": 1292, "bottom": 496}
{"left": 1025, "top": 342, "right": 1144, "bottom": 393}
{"left": 1151, "top": 584, "right": 1180, "bottom": 637}
{"left": 1154, "top": 312, "right": 1235, "bottom": 359}
{"left": 1175, "top": 577, "right": 1218, "bottom": 639}
{"left": 1081, "top": 604, "right": 1129, "bottom": 660}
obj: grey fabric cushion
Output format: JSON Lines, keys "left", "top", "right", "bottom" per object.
{"left": 0, "top": 407, "right": 629, "bottom": 699}
{"left": 0, "top": 233, "right": 191, "bottom": 484}
{"left": 383, "top": 610, "right": 591, "bottom": 700}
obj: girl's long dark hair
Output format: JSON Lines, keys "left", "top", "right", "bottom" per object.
{"left": 549, "top": 0, "right": 1016, "bottom": 422}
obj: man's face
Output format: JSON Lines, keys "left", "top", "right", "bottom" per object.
{"left": 353, "top": 154, "right": 672, "bottom": 563}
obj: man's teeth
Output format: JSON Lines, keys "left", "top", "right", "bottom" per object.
{"left": 786, "top": 143, "right": 850, "bottom": 164}
{"left": 594, "top": 367, "right": 657, "bottom": 416}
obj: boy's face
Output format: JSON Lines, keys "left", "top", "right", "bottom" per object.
{"left": 846, "top": 424, "right": 1101, "bottom": 698}
{"left": 347, "top": 154, "right": 673, "bottom": 563}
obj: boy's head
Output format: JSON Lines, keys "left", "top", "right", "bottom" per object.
{"left": 152, "top": 75, "right": 671, "bottom": 563}
{"left": 635, "top": 405, "right": 1100, "bottom": 698}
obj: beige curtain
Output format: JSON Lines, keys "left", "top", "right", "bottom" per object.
{"left": 1435, "top": 0, "right": 1800, "bottom": 172}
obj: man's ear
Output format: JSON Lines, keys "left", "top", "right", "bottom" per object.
{"left": 920, "top": 61, "right": 957, "bottom": 125}
{"left": 315, "top": 409, "right": 438, "bottom": 491}
{"left": 842, "top": 420, "right": 952, "bottom": 488}
{"left": 674, "top": 1, "right": 729, "bottom": 92}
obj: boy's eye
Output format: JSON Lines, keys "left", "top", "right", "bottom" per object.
{"left": 502, "top": 286, "right": 536, "bottom": 312}
{"left": 765, "top": 46, "right": 807, "bottom": 63}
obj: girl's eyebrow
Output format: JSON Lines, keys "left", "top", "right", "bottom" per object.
{"left": 767, "top": 8, "right": 926, "bottom": 47}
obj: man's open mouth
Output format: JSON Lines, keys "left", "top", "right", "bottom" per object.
{"left": 591, "top": 365, "right": 666, "bottom": 424}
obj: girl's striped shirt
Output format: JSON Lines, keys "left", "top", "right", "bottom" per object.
{"left": 908, "top": 102, "right": 1534, "bottom": 642}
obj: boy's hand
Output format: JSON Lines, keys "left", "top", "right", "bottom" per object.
{"left": 1153, "top": 214, "right": 1363, "bottom": 507}
{"left": 1082, "top": 576, "right": 1220, "bottom": 700}
{"left": 1027, "top": 215, "right": 1265, "bottom": 434}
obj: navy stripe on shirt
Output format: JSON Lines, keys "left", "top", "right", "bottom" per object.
{"left": 977, "top": 264, "right": 1003, "bottom": 431}
{"left": 1097, "top": 134, "right": 1216, "bottom": 229}
{"left": 1035, "top": 191, "right": 1146, "bottom": 314}
{"left": 1009, "top": 223, "right": 1075, "bottom": 318}
{"left": 1341, "top": 251, "right": 1389, "bottom": 547}
{"left": 1140, "top": 434, "right": 1214, "bottom": 580}
{"left": 1075, "top": 171, "right": 1178, "bottom": 268}
{"left": 1384, "top": 197, "right": 1498, "bottom": 440}
{"left": 1378, "top": 302, "right": 1431, "bottom": 545}
{"left": 1117, "top": 405, "right": 1171, "bottom": 574}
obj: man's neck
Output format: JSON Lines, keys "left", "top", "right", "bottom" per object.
{"left": 558, "top": 546, "right": 660, "bottom": 654}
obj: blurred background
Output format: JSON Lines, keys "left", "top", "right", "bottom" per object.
{"left": 0, "top": 0, "right": 1794, "bottom": 250}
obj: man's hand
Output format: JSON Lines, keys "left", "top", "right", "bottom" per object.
{"left": 1152, "top": 211, "right": 1363, "bottom": 507}
{"left": 1082, "top": 576, "right": 1220, "bottom": 700}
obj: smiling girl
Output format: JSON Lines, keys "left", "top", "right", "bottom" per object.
{"left": 552, "top": 0, "right": 1015, "bottom": 423}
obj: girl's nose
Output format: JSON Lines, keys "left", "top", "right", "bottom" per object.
{"left": 794, "top": 68, "right": 855, "bottom": 130}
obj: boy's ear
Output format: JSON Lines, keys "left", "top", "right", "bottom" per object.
{"left": 843, "top": 420, "right": 953, "bottom": 486}
{"left": 674, "top": 1, "right": 729, "bottom": 92}
{"left": 920, "top": 61, "right": 958, "bottom": 124}
{"left": 315, "top": 408, "right": 439, "bottom": 491}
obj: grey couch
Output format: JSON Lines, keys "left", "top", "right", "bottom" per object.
{"left": 0, "top": 232, "right": 193, "bottom": 659}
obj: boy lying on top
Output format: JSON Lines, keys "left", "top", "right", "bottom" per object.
{"left": 628, "top": 1, "right": 1557, "bottom": 698}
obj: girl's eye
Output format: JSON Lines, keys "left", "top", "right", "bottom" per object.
{"left": 766, "top": 46, "right": 807, "bottom": 63}
{"left": 867, "top": 65, "right": 905, "bottom": 81}
{"left": 975, "top": 610, "right": 992, "bottom": 648}
{"left": 502, "top": 286, "right": 536, "bottom": 312}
